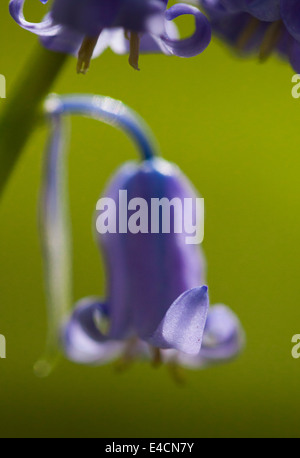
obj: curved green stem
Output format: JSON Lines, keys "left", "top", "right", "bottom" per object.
{"left": 0, "top": 45, "right": 68, "bottom": 197}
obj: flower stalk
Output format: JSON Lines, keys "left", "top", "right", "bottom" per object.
{"left": 0, "top": 46, "right": 67, "bottom": 198}
{"left": 35, "top": 94, "right": 159, "bottom": 377}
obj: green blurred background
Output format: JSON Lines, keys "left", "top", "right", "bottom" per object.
{"left": 0, "top": 1, "right": 300, "bottom": 438}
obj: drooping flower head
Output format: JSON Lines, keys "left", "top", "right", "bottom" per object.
{"left": 35, "top": 94, "right": 244, "bottom": 377}
{"left": 9, "top": 0, "right": 212, "bottom": 72}
{"left": 65, "top": 157, "right": 210, "bottom": 363}
{"left": 200, "top": 0, "right": 300, "bottom": 72}
{"left": 65, "top": 156, "right": 244, "bottom": 372}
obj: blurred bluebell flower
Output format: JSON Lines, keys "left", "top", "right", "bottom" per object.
{"left": 65, "top": 158, "right": 244, "bottom": 371}
{"left": 9, "top": 0, "right": 211, "bottom": 72}
{"left": 65, "top": 157, "right": 210, "bottom": 362}
{"left": 201, "top": 0, "right": 300, "bottom": 71}
{"left": 36, "top": 94, "right": 244, "bottom": 377}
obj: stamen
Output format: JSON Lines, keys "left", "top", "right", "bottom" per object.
{"left": 128, "top": 32, "right": 141, "bottom": 71}
{"left": 77, "top": 36, "right": 99, "bottom": 74}
{"left": 151, "top": 347, "right": 162, "bottom": 368}
{"left": 259, "top": 20, "right": 283, "bottom": 62}
{"left": 236, "top": 17, "right": 261, "bottom": 52}
{"left": 167, "top": 359, "right": 186, "bottom": 386}
{"left": 115, "top": 337, "right": 138, "bottom": 372}
{"left": 94, "top": 309, "right": 110, "bottom": 336}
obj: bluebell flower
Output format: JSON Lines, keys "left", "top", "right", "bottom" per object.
{"left": 200, "top": 0, "right": 300, "bottom": 72}
{"left": 9, "top": 0, "right": 211, "bottom": 72}
{"left": 35, "top": 94, "right": 244, "bottom": 376}
{"left": 64, "top": 158, "right": 244, "bottom": 370}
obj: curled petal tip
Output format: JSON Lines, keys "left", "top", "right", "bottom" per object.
{"left": 148, "top": 286, "right": 209, "bottom": 355}
{"left": 176, "top": 304, "right": 245, "bottom": 368}
{"left": 160, "top": 4, "right": 212, "bottom": 57}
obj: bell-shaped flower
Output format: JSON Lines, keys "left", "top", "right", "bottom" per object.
{"left": 9, "top": 0, "right": 211, "bottom": 72}
{"left": 201, "top": 0, "right": 300, "bottom": 72}
{"left": 65, "top": 157, "right": 210, "bottom": 361}
{"left": 35, "top": 94, "right": 244, "bottom": 377}
{"left": 64, "top": 157, "right": 244, "bottom": 370}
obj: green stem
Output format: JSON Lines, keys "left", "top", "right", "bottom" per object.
{"left": 0, "top": 45, "right": 68, "bottom": 197}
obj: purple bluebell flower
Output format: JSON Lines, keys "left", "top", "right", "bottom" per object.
{"left": 201, "top": 0, "right": 300, "bottom": 72}
{"left": 9, "top": 0, "right": 211, "bottom": 72}
{"left": 66, "top": 158, "right": 209, "bottom": 359}
{"left": 64, "top": 158, "right": 244, "bottom": 370}
{"left": 35, "top": 94, "right": 244, "bottom": 377}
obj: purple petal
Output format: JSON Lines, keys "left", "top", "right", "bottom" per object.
{"left": 63, "top": 297, "right": 124, "bottom": 364}
{"left": 219, "top": 0, "right": 246, "bottom": 13}
{"left": 107, "top": 22, "right": 179, "bottom": 55}
{"left": 244, "top": 0, "right": 280, "bottom": 22}
{"left": 9, "top": 0, "right": 62, "bottom": 36}
{"left": 201, "top": 0, "right": 229, "bottom": 14}
{"left": 281, "top": 0, "right": 300, "bottom": 42}
{"left": 9, "top": 0, "right": 85, "bottom": 55}
{"left": 115, "top": 0, "right": 166, "bottom": 35}
{"left": 289, "top": 38, "right": 300, "bottom": 73}
{"left": 41, "top": 27, "right": 114, "bottom": 57}
{"left": 98, "top": 158, "right": 206, "bottom": 341}
{"left": 147, "top": 286, "right": 209, "bottom": 354}
{"left": 140, "top": 20, "right": 179, "bottom": 53}
{"left": 52, "top": 0, "right": 166, "bottom": 36}
{"left": 158, "top": 3, "right": 211, "bottom": 57}
{"left": 40, "top": 25, "right": 84, "bottom": 55}
{"left": 204, "top": 0, "right": 281, "bottom": 20}
{"left": 51, "top": 0, "right": 117, "bottom": 36}
{"left": 176, "top": 305, "right": 245, "bottom": 367}
{"left": 102, "top": 28, "right": 128, "bottom": 54}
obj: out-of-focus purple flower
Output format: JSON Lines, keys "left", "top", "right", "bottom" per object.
{"left": 201, "top": 0, "right": 300, "bottom": 72}
{"left": 64, "top": 157, "right": 244, "bottom": 370}
{"left": 65, "top": 158, "right": 209, "bottom": 361}
{"left": 36, "top": 94, "right": 244, "bottom": 377}
{"left": 9, "top": 0, "right": 211, "bottom": 72}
